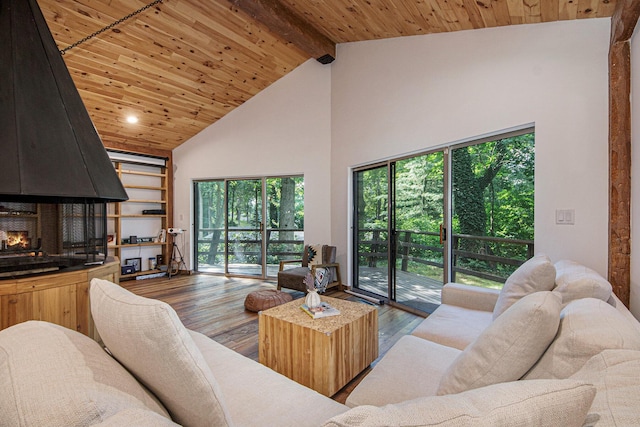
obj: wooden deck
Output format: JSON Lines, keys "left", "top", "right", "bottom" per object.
{"left": 121, "top": 272, "right": 424, "bottom": 403}
{"left": 357, "top": 267, "right": 444, "bottom": 313}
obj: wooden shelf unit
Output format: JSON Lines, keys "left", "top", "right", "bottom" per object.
{"left": 109, "top": 158, "right": 172, "bottom": 279}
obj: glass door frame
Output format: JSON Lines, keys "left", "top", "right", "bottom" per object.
{"left": 224, "top": 177, "right": 266, "bottom": 278}
{"left": 352, "top": 162, "right": 392, "bottom": 300}
{"left": 351, "top": 148, "right": 452, "bottom": 312}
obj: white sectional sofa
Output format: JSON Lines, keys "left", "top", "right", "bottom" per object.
{"left": 1, "top": 256, "right": 638, "bottom": 426}
{"left": 345, "top": 255, "right": 640, "bottom": 426}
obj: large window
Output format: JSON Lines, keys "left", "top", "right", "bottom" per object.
{"left": 194, "top": 176, "right": 304, "bottom": 278}
{"left": 353, "top": 129, "right": 534, "bottom": 314}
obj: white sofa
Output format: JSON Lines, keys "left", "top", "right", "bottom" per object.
{"left": 1, "top": 257, "right": 635, "bottom": 426}
{"left": 345, "top": 255, "right": 640, "bottom": 426}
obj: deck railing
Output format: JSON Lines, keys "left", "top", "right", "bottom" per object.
{"left": 195, "top": 227, "right": 533, "bottom": 284}
{"left": 358, "top": 229, "right": 534, "bottom": 284}
{"left": 195, "top": 227, "right": 305, "bottom": 267}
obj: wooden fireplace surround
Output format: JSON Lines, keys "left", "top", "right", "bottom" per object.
{"left": 0, "top": 257, "right": 120, "bottom": 339}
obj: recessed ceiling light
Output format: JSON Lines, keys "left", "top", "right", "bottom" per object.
{"left": 126, "top": 115, "right": 139, "bottom": 124}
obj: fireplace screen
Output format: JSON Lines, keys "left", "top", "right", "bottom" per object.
{"left": 0, "top": 202, "right": 107, "bottom": 278}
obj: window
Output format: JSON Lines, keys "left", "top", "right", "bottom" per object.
{"left": 194, "top": 176, "right": 304, "bottom": 278}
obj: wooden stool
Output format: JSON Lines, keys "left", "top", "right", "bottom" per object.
{"left": 244, "top": 289, "right": 293, "bottom": 312}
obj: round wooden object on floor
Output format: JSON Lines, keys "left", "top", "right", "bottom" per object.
{"left": 244, "top": 289, "right": 293, "bottom": 312}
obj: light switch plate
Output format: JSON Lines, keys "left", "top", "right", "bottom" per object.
{"left": 556, "top": 209, "right": 575, "bottom": 225}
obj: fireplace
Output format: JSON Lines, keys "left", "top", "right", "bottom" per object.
{"left": 0, "top": 202, "right": 107, "bottom": 278}
{"left": 0, "top": 0, "right": 128, "bottom": 280}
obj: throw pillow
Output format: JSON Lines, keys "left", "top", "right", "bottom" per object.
{"left": 552, "top": 259, "right": 612, "bottom": 306}
{"left": 90, "top": 278, "right": 234, "bottom": 427}
{"left": 492, "top": 253, "right": 556, "bottom": 319}
{"left": 314, "top": 266, "right": 331, "bottom": 291}
{"left": 323, "top": 380, "right": 595, "bottom": 427}
{"left": 0, "top": 321, "right": 169, "bottom": 426}
{"left": 307, "top": 244, "right": 324, "bottom": 266}
{"left": 437, "top": 291, "right": 562, "bottom": 395}
{"left": 524, "top": 297, "right": 640, "bottom": 379}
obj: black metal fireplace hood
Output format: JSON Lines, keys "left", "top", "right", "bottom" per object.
{"left": 0, "top": 0, "right": 128, "bottom": 204}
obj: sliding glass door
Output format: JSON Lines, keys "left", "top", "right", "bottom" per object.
{"left": 226, "top": 179, "right": 263, "bottom": 276}
{"left": 354, "top": 165, "right": 390, "bottom": 299}
{"left": 393, "top": 152, "right": 445, "bottom": 312}
{"left": 353, "top": 129, "right": 535, "bottom": 314}
{"left": 194, "top": 175, "right": 304, "bottom": 278}
{"left": 353, "top": 152, "right": 446, "bottom": 313}
{"left": 194, "top": 180, "right": 226, "bottom": 273}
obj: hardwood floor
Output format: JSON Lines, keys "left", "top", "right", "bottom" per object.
{"left": 121, "top": 272, "right": 425, "bottom": 403}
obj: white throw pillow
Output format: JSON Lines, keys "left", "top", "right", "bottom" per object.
{"left": 90, "top": 278, "right": 234, "bottom": 427}
{"left": 493, "top": 254, "right": 556, "bottom": 319}
{"left": 437, "top": 291, "right": 562, "bottom": 395}
{"left": 323, "top": 380, "right": 595, "bottom": 427}
{"left": 0, "top": 321, "right": 169, "bottom": 426}
{"left": 525, "top": 298, "right": 640, "bottom": 380}
{"left": 552, "top": 259, "right": 612, "bottom": 306}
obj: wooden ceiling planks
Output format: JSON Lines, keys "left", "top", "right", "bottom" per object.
{"left": 36, "top": 0, "right": 616, "bottom": 153}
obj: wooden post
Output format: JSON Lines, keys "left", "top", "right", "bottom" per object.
{"left": 401, "top": 231, "right": 411, "bottom": 272}
{"left": 609, "top": 41, "right": 631, "bottom": 306}
{"left": 608, "top": 0, "right": 640, "bottom": 306}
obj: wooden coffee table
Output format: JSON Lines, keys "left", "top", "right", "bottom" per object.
{"left": 258, "top": 295, "right": 378, "bottom": 397}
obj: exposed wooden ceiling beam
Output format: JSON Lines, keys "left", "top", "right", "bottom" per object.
{"left": 227, "top": 0, "right": 336, "bottom": 63}
{"left": 608, "top": 0, "right": 640, "bottom": 306}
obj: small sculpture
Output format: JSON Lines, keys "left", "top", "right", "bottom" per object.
{"left": 304, "top": 272, "right": 321, "bottom": 309}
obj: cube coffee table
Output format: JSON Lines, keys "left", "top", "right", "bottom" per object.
{"left": 258, "top": 296, "right": 378, "bottom": 397}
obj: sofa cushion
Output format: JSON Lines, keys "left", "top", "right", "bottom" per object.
{"left": 525, "top": 298, "right": 640, "bottom": 379}
{"left": 190, "top": 330, "right": 349, "bottom": 426}
{"left": 552, "top": 260, "right": 612, "bottom": 306}
{"left": 90, "top": 278, "right": 234, "bottom": 427}
{"left": 0, "top": 321, "right": 169, "bottom": 426}
{"left": 441, "top": 282, "right": 500, "bottom": 312}
{"left": 570, "top": 349, "right": 640, "bottom": 426}
{"left": 492, "top": 253, "right": 556, "bottom": 319}
{"left": 324, "top": 380, "right": 595, "bottom": 427}
{"left": 345, "top": 335, "right": 462, "bottom": 407}
{"left": 411, "top": 304, "right": 493, "bottom": 350}
{"left": 437, "top": 291, "right": 562, "bottom": 395}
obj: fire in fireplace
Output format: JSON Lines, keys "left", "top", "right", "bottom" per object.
{"left": 0, "top": 202, "right": 107, "bottom": 278}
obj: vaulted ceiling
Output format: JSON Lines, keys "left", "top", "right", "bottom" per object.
{"left": 37, "top": 0, "right": 616, "bottom": 154}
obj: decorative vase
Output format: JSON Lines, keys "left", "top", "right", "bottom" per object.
{"left": 305, "top": 289, "right": 321, "bottom": 309}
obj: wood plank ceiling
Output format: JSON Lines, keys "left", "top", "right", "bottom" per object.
{"left": 37, "top": 0, "right": 616, "bottom": 154}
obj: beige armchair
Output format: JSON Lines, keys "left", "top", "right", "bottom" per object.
{"left": 277, "top": 245, "right": 343, "bottom": 293}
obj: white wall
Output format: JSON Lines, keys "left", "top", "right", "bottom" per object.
{"left": 173, "top": 59, "right": 332, "bottom": 268}
{"left": 175, "top": 19, "right": 614, "bottom": 308}
{"left": 331, "top": 20, "right": 611, "bottom": 282}
{"left": 631, "top": 24, "right": 640, "bottom": 317}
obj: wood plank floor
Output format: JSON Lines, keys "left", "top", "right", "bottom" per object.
{"left": 121, "top": 272, "right": 425, "bottom": 403}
